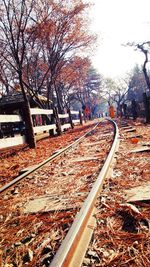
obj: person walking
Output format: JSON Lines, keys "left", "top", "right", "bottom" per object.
{"left": 131, "top": 99, "right": 138, "bottom": 120}
{"left": 109, "top": 105, "right": 115, "bottom": 118}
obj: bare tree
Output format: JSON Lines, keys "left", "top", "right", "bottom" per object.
{"left": 0, "top": 0, "right": 37, "bottom": 147}
{"left": 137, "top": 42, "right": 150, "bottom": 91}
{"left": 102, "top": 77, "right": 130, "bottom": 116}
{"left": 127, "top": 42, "right": 150, "bottom": 92}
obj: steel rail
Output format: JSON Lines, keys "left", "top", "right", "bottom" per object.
{"left": 0, "top": 121, "right": 101, "bottom": 194}
{"left": 50, "top": 119, "right": 119, "bottom": 267}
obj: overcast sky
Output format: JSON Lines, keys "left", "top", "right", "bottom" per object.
{"left": 89, "top": 0, "right": 150, "bottom": 78}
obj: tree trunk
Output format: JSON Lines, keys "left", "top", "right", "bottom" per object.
{"left": 143, "top": 92, "right": 150, "bottom": 123}
{"left": 53, "top": 107, "right": 62, "bottom": 135}
{"left": 139, "top": 45, "right": 150, "bottom": 92}
{"left": 18, "top": 70, "right": 36, "bottom": 148}
{"left": 67, "top": 108, "right": 74, "bottom": 129}
{"left": 22, "top": 99, "right": 36, "bottom": 148}
{"left": 79, "top": 110, "right": 83, "bottom": 124}
{"left": 55, "top": 86, "right": 64, "bottom": 114}
{"left": 143, "top": 65, "right": 150, "bottom": 92}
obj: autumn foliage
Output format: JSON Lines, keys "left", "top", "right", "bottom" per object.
{"left": 0, "top": 0, "right": 98, "bottom": 110}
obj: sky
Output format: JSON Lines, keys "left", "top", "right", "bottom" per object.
{"left": 89, "top": 0, "right": 150, "bottom": 78}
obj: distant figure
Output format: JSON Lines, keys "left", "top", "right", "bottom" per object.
{"left": 131, "top": 99, "right": 138, "bottom": 120}
{"left": 82, "top": 104, "right": 86, "bottom": 120}
{"left": 109, "top": 105, "right": 115, "bottom": 118}
{"left": 123, "top": 102, "right": 127, "bottom": 118}
{"left": 82, "top": 104, "right": 86, "bottom": 112}
{"left": 120, "top": 104, "right": 123, "bottom": 117}
{"left": 85, "top": 106, "right": 91, "bottom": 120}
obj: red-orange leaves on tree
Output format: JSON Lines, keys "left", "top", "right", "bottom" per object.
{"left": 0, "top": 0, "right": 96, "bottom": 109}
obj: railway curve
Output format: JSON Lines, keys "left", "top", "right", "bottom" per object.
{"left": 0, "top": 119, "right": 119, "bottom": 267}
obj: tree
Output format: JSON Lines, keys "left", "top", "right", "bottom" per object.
{"left": 127, "top": 65, "right": 148, "bottom": 102}
{"left": 0, "top": 59, "right": 16, "bottom": 96}
{"left": 31, "top": 0, "right": 96, "bottom": 108}
{"left": 0, "top": 0, "right": 96, "bottom": 145}
{"left": 137, "top": 42, "right": 150, "bottom": 92}
{"left": 127, "top": 42, "right": 150, "bottom": 92}
{"left": 0, "top": 0, "right": 95, "bottom": 107}
{"left": 0, "top": 0, "right": 36, "bottom": 100}
{"left": 70, "top": 66, "right": 102, "bottom": 117}
{"left": 112, "top": 80, "right": 129, "bottom": 116}
{"left": 102, "top": 77, "right": 130, "bottom": 116}
{"left": 126, "top": 65, "right": 150, "bottom": 122}
{"left": 0, "top": 0, "right": 38, "bottom": 147}
{"left": 52, "top": 56, "right": 91, "bottom": 112}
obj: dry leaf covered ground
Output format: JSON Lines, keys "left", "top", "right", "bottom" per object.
{"left": 0, "top": 119, "right": 149, "bottom": 267}
{"left": 0, "top": 121, "right": 96, "bottom": 186}
{"left": 84, "top": 120, "right": 150, "bottom": 267}
{"left": 0, "top": 120, "right": 114, "bottom": 266}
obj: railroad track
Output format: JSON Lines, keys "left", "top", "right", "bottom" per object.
{"left": 82, "top": 119, "right": 150, "bottom": 266}
{"left": 0, "top": 119, "right": 119, "bottom": 267}
{"left": 50, "top": 119, "right": 119, "bottom": 267}
{"left": 0, "top": 122, "right": 100, "bottom": 194}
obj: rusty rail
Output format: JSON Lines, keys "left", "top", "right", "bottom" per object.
{"left": 0, "top": 121, "right": 100, "bottom": 194}
{"left": 50, "top": 119, "right": 119, "bottom": 267}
